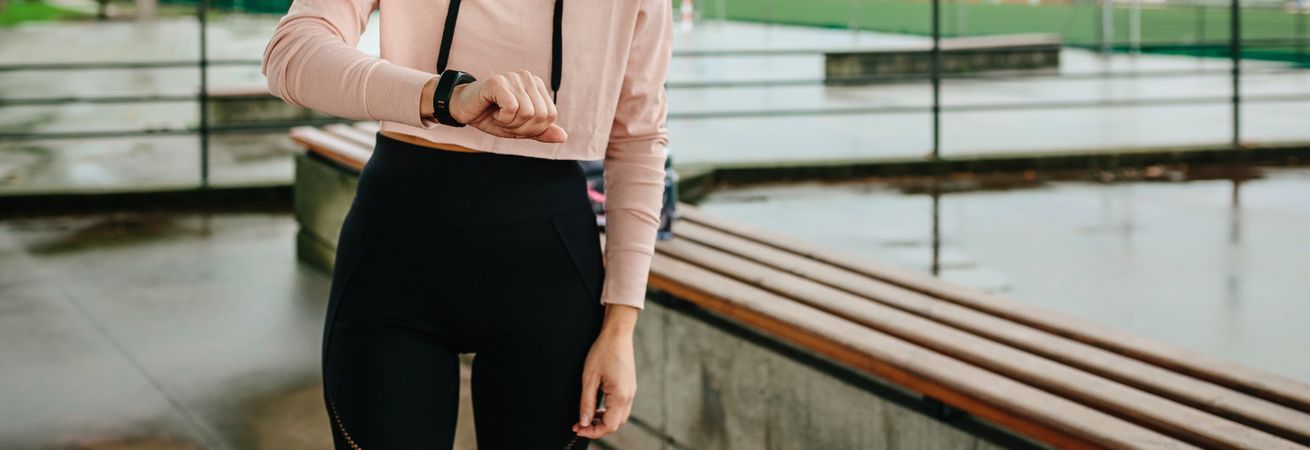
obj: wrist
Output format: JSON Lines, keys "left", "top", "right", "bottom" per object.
{"left": 600, "top": 304, "right": 640, "bottom": 337}
{"left": 448, "top": 83, "right": 473, "bottom": 124}
{"left": 433, "top": 70, "right": 477, "bottom": 126}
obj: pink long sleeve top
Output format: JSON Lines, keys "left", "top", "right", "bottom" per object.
{"left": 261, "top": 0, "right": 672, "bottom": 310}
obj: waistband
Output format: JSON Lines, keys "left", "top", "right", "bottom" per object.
{"left": 353, "top": 131, "right": 592, "bottom": 228}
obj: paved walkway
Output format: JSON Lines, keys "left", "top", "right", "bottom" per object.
{"left": 0, "top": 212, "right": 478, "bottom": 449}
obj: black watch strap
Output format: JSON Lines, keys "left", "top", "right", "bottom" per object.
{"left": 433, "top": 69, "right": 476, "bottom": 127}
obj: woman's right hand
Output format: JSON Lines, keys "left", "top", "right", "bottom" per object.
{"left": 448, "top": 69, "right": 567, "bottom": 143}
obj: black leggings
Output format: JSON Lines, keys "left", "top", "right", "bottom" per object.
{"left": 321, "top": 132, "right": 605, "bottom": 450}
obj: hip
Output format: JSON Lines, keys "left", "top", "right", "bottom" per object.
{"left": 354, "top": 131, "right": 592, "bottom": 229}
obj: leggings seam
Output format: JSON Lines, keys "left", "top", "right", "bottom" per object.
{"left": 550, "top": 212, "right": 600, "bottom": 301}
{"left": 322, "top": 206, "right": 391, "bottom": 450}
{"left": 326, "top": 386, "right": 363, "bottom": 450}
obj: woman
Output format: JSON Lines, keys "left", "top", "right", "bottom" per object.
{"left": 260, "top": 0, "right": 671, "bottom": 447}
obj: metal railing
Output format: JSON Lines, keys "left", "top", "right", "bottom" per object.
{"left": 0, "top": 0, "right": 1308, "bottom": 192}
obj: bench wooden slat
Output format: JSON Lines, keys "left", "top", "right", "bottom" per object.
{"left": 676, "top": 204, "right": 1310, "bottom": 414}
{"left": 289, "top": 126, "right": 371, "bottom": 172}
{"left": 352, "top": 121, "right": 381, "bottom": 134}
{"left": 642, "top": 242, "right": 1195, "bottom": 450}
{"left": 323, "top": 123, "right": 378, "bottom": 149}
{"left": 672, "top": 220, "right": 1310, "bottom": 444}
{"left": 654, "top": 233, "right": 1303, "bottom": 449}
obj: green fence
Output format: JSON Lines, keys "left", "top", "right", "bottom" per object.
{"left": 159, "top": 0, "right": 290, "bottom": 14}
{"left": 149, "top": 0, "right": 1310, "bottom": 64}
{"left": 707, "top": 0, "right": 1308, "bottom": 64}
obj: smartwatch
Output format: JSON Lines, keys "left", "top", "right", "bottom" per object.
{"left": 433, "top": 69, "right": 477, "bottom": 127}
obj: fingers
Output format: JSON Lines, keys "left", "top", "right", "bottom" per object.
{"left": 532, "top": 77, "right": 565, "bottom": 143}
{"left": 488, "top": 71, "right": 539, "bottom": 132}
{"left": 574, "top": 385, "right": 634, "bottom": 439}
{"left": 505, "top": 74, "right": 552, "bottom": 137}
{"left": 501, "top": 71, "right": 536, "bottom": 130}
{"left": 537, "top": 123, "right": 568, "bottom": 144}
{"left": 578, "top": 373, "right": 600, "bottom": 429}
{"left": 538, "top": 75, "right": 558, "bottom": 122}
{"left": 484, "top": 75, "right": 519, "bottom": 125}
{"left": 600, "top": 390, "right": 633, "bottom": 437}
{"left": 475, "top": 70, "right": 563, "bottom": 142}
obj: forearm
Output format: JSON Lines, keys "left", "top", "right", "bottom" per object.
{"left": 597, "top": 139, "right": 668, "bottom": 311}
{"left": 261, "top": 17, "right": 439, "bottom": 128}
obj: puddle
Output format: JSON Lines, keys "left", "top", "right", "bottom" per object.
{"left": 699, "top": 166, "right": 1310, "bottom": 383}
{"left": 7, "top": 211, "right": 204, "bottom": 255}
{"left": 49, "top": 437, "right": 203, "bottom": 450}
{"left": 0, "top": 133, "right": 297, "bottom": 194}
{"left": 712, "top": 163, "right": 1271, "bottom": 197}
{"left": 0, "top": 144, "right": 56, "bottom": 187}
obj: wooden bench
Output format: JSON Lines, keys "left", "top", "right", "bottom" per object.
{"left": 291, "top": 121, "right": 1310, "bottom": 450}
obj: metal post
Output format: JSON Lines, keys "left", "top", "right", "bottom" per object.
{"left": 1094, "top": 0, "right": 1103, "bottom": 50}
{"left": 1130, "top": 0, "right": 1141, "bottom": 54}
{"left": 1224, "top": 177, "right": 1241, "bottom": 305}
{"left": 1102, "top": 0, "right": 1114, "bottom": 53}
{"left": 850, "top": 0, "right": 860, "bottom": 38}
{"left": 198, "top": 0, "right": 210, "bottom": 188}
{"left": 1229, "top": 179, "right": 1241, "bottom": 243}
{"left": 931, "top": 186, "right": 942, "bottom": 277}
{"left": 948, "top": 0, "right": 957, "bottom": 36}
{"left": 956, "top": 0, "right": 966, "bottom": 37}
{"left": 932, "top": 0, "right": 942, "bottom": 159}
{"left": 1298, "top": 5, "right": 1306, "bottom": 65}
{"left": 1230, "top": 0, "right": 1241, "bottom": 147}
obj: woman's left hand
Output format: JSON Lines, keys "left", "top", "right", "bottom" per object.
{"left": 573, "top": 305, "right": 640, "bottom": 439}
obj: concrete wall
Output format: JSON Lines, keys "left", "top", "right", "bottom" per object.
{"left": 294, "top": 152, "right": 357, "bottom": 272}
{"left": 606, "top": 295, "right": 1043, "bottom": 450}
{"left": 294, "top": 153, "right": 1045, "bottom": 450}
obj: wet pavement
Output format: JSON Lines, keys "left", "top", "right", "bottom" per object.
{"left": 0, "top": 134, "right": 302, "bottom": 195}
{"left": 0, "top": 212, "right": 478, "bottom": 449}
{"left": 5, "top": 12, "right": 1308, "bottom": 449}
{"left": 3, "top": 18, "right": 1310, "bottom": 193}
{"left": 698, "top": 166, "right": 1310, "bottom": 384}
{"left": 1, "top": 176, "right": 1307, "bottom": 447}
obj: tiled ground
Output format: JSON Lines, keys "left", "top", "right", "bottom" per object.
{"left": 0, "top": 211, "right": 478, "bottom": 450}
